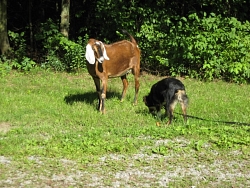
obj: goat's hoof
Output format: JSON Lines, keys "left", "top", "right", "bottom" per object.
{"left": 156, "top": 122, "right": 160, "bottom": 126}
{"left": 166, "top": 121, "right": 171, "bottom": 126}
{"left": 99, "top": 109, "right": 106, "bottom": 114}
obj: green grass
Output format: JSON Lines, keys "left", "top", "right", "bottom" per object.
{"left": 0, "top": 70, "right": 249, "bottom": 187}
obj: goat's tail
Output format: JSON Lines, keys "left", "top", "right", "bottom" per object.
{"left": 122, "top": 30, "right": 138, "bottom": 45}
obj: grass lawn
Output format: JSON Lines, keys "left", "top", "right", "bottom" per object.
{"left": 0, "top": 70, "right": 249, "bottom": 187}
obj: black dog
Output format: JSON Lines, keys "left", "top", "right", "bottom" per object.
{"left": 143, "top": 77, "right": 188, "bottom": 125}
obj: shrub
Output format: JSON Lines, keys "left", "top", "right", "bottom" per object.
{"left": 5, "top": 31, "right": 35, "bottom": 72}
{"left": 137, "top": 13, "right": 250, "bottom": 83}
{"left": 35, "top": 19, "right": 86, "bottom": 71}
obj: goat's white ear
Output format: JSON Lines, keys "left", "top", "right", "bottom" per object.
{"left": 85, "top": 44, "right": 95, "bottom": 64}
{"left": 101, "top": 42, "right": 110, "bottom": 60}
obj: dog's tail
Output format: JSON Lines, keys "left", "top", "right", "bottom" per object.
{"left": 176, "top": 90, "right": 188, "bottom": 105}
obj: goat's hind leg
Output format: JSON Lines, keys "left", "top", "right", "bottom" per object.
{"left": 132, "top": 68, "right": 140, "bottom": 105}
{"left": 120, "top": 75, "right": 128, "bottom": 102}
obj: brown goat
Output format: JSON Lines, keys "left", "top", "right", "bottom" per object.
{"left": 85, "top": 31, "right": 140, "bottom": 113}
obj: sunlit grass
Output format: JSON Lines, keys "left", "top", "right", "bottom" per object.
{"left": 0, "top": 71, "right": 249, "bottom": 161}
{"left": 0, "top": 70, "right": 250, "bottom": 187}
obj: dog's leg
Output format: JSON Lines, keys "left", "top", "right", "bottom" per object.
{"left": 181, "top": 103, "right": 187, "bottom": 123}
{"left": 166, "top": 100, "right": 178, "bottom": 125}
{"left": 180, "top": 95, "right": 188, "bottom": 124}
{"left": 176, "top": 90, "right": 188, "bottom": 124}
{"left": 155, "top": 105, "right": 161, "bottom": 120}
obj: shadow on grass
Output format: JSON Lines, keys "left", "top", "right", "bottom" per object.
{"left": 136, "top": 109, "right": 183, "bottom": 122}
{"left": 135, "top": 109, "right": 151, "bottom": 116}
{"left": 64, "top": 91, "right": 121, "bottom": 106}
{"left": 64, "top": 92, "right": 96, "bottom": 105}
{"left": 175, "top": 112, "right": 250, "bottom": 126}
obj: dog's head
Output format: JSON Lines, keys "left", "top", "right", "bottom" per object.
{"left": 143, "top": 96, "right": 157, "bottom": 113}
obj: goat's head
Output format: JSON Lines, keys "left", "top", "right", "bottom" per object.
{"left": 85, "top": 39, "right": 110, "bottom": 64}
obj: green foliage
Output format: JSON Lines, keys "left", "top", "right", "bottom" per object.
{"left": 6, "top": 31, "right": 35, "bottom": 72}
{"left": 82, "top": 0, "right": 249, "bottom": 83}
{"left": 184, "top": 14, "right": 250, "bottom": 83}
{"left": 58, "top": 36, "right": 86, "bottom": 71}
{"left": 3, "top": 0, "right": 250, "bottom": 83}
{"left": 12, "top": 57, "right": 36, "bottom": 71}
{"left": 137, "top": 13, "right": 250, "bottom": 83}
{"left": 0, "top": 57, "right": 11, "bottom": 77}
{"left": 92, "top": 0, "right": 138, "bottom": 41}
{"left": 8, "top": 31, "right": 26, "bottom": 60}
{"left": 35, "top": 19, "right": 86, "bottom": 71}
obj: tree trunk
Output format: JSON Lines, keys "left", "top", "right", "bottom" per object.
{"left": 0, "top": 0, "right": 10, "bottom": 55}
{"left": 60, "top": 0, "right": 70, "bottom": 38}
{"left": 29, "top": 0, "right": 34, "bottom": 52}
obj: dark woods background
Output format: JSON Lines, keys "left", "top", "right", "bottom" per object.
{"left": 3, "top": 0, "right": 250, "bottom": 83}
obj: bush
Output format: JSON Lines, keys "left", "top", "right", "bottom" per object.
{"left": 35, "top": 19, "right": 86, "bottom": 71}
{"left": 137, "top": 13, "right": 250, "bottom": 83}
{"left": 4, "top": 31, "right": 35, "bottom": 72}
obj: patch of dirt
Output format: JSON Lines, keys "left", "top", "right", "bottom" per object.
{"left": 0, "top": 122, "right": 11, "bottom": 134}
{"left": 0, "top": 138, "right": 249, "bottom": 187}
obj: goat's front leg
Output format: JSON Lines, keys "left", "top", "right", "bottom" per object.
{"left": 100, "top": 79, "right": 108, "bottom": 114}
{"left": 120, "top": 75, "right": 128, "bottom": 102}
{"left": 93, "top": 77, "right": 102, "bottom": 111}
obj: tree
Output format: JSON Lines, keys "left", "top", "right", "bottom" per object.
{"left": 0, "top": 0, "right": 10, "bottom": 55}
{"left": 60, "top": 0, "right": 70, "bottom": 38}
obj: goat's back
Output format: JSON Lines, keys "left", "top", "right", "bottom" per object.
{"left": 106, "top": 40, "right": 138, "bottom": 59}
{"left": 100, "top": 40, "right": 140, "bottom": 77}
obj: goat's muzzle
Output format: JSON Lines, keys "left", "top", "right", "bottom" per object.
{"left": 97, "top": 56, "right": 104, "bottom": 63}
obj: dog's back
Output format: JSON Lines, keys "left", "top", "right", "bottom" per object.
{"left": 144, "top": 77, "right": 188, "bottom": 125}
{"left": 161, "top": 78, "right": 187, "bottom": 104}
{"left": 148, "top": 78, "right": 185, "bottom": 103}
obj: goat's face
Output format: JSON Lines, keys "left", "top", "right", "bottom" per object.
{"left": 85, "top": 39, "right": 110, "bottom": 64}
